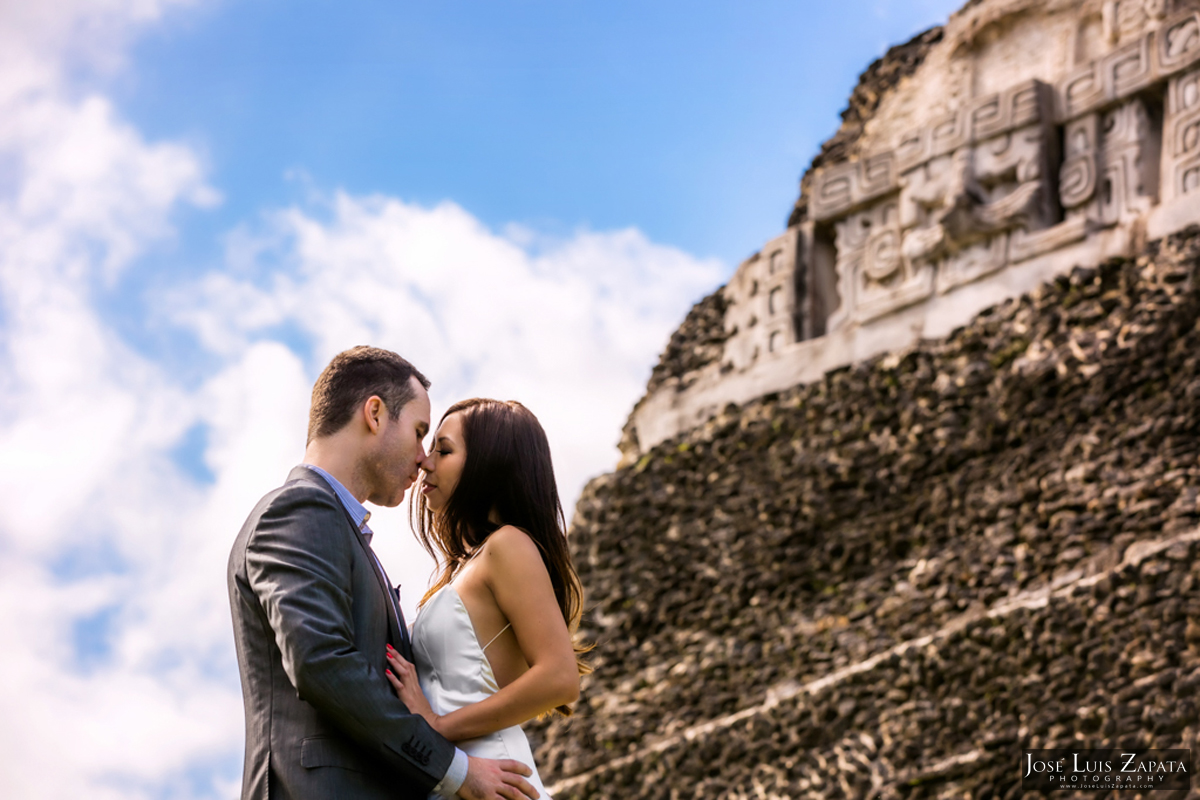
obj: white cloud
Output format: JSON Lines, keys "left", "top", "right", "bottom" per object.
{"left": 0, "top": 1, "right": 245, "bottom": 798}
{"left": 170, "top": 192, "right": 723, "bottom": 501}
{"left": 0, "top": 3, "right": 723, "bottom": 798}
{"left": 167, "top": 190, "right": 723, "bottom": 601}
{"left": 0, "top": 0, "right": 200, "bottom": 101}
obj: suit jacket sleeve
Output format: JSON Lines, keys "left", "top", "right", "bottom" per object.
{"left": 245, "top": 482, "right": 456, "bottom": 790}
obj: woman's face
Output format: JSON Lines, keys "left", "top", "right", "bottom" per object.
{"left": 420, "top": 412, "right": 466, "bottom": 512}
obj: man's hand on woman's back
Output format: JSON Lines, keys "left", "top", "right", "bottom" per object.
{"left": 458, "top": 755, "right": 539, "bottom": 800}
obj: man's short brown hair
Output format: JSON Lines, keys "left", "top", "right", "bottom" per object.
{"left": 307, "top": 346, "right": 431, "bottom": 443}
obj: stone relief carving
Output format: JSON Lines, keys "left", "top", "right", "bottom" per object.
{"left": 802, "top": 5, "right": 1200, "bottom": 329}
{"left": 827, "top": 199, "right": 933, "bottom": 326}
{"left": 1101, "top": 97, "right": 1160, "bottom": 223}
{"left": 898, "top": 81, "right": 1046, "bottom": 174}
{"left": 1105, "top": 0, "right": 1171, "bottom": 45}
{"left": 629, "top": 0, "right": 1200, "bottom": 456}
{"left": 1061, "top": 6, "right": 1200, "bottom": 116}
{"left": 1046, "top": 97, "right": 1161, "bottom": 243}
{"left": 722, "top": 229, "right": 800, "bottom": 370}
{"left": 1062, "top": 31, "right": 1158, "bottom": 117}
{"left": 1165, "top": 66, "right": 1200, "bottom": 197}
{"left": 820, "top": 81, "right": 1060, "bottom": 322}
{"left": 1060, "top": 114, "right": 1100, "bottom": 211}
{"left": 1161, "top": 9, "right": 1200, "bottom": 66}
{"left": 808, "top": 152, "right": 896, "bottom": 222}
{"left": 898, "top": 122, "right": 1054, "bottom": 299}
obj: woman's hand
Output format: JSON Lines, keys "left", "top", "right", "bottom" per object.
{"left": 385, "top": 645, "right": 439, "bottom": 730}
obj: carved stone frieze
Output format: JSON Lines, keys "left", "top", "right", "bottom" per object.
{"left": 1164, "top": 66, "right": 1200, "bottom": 199}
{"left": 1105, "top": 0, "right": 1171, "bottom": 45}
{"left": 1062, "top": 31, "right": 1155, "bottom": 117}
{"left": 831, "top": 199, "right": 935, "bottom": 324}
{"left": 722, "top": 228, "right": 801, "bottom": 370}
{"left": 1100, "top": 98, "right": 1160, "bottom": 223}
{"left": 626, "top": 0, "right": 1200, "bottom": 455}
{"left": 1060, "top": 114, "right": 1100, "bottom": 210}
{"left": 807, "top": 152, "right": 896, "bottom": 222}
{"left": 1063, "top": 6, "right": 1200, "bottom": 118}
{"left": 803, "top": 6, "right": 1200, "bottom": 324}
{"left": 809, "top": 80, "right": 1049, "bottom": 223}
{"left": 813, "top": 80, "right": 1067, "bottom": 318}
{"left": 895, "top": 80, "right": 1047, "bottom": 174}
{"left": 894, "top": 117, "right": 1057, "bottom": 295}
{"left": 1160, "top": 8, "right": 1200, "bottom": 68}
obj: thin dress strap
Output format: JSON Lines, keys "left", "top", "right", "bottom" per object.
{"left": 463, "top": 540, "right": 511, "bottom": 652}
{"left": 481, "top": 623, "right": 511, "bottom": 652}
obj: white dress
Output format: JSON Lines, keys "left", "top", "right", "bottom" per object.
{"left": 411, "top": 584, "right": 551, "bottom": 798}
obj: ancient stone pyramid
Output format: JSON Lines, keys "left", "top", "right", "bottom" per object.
{"left": 529, "top": 1, "right": 1200, "bottom": 797}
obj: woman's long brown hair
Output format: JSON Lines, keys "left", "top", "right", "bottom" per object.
{"left": 412, "top": 398, "right": 591, "bottom": 716}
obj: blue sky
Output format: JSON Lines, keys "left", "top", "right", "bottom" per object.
{"left": 113, "top": 0, "right": 959, "bottom": 265}
{"left": 0, "top": 1, "right": 963, "bottom": 797}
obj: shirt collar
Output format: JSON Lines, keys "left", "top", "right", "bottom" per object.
{"left": 301, "top": 463, "right": 372, "bottom": 534}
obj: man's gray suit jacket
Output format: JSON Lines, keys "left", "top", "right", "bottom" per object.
{"left": 228, "top": 466, "right": 456, "bottom": 799}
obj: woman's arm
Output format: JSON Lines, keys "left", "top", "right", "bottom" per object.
{"left": 388, "top": 525, "right": 579, "bottom": 742}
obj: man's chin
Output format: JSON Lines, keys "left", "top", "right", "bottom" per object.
{"left": 370, "top": 487, "right": 409, "bottom": 508}
{"left": 394, "top": 482, "right": 418, "bottom": 506}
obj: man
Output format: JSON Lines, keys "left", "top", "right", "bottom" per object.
{"left": 228, "top": 346, "right": 538, "bottom": 799}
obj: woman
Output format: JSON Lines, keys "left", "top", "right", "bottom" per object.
{"left": 385, "top": 399, "right": 590, "bottom": 798}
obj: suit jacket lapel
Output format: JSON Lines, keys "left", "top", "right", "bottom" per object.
{"left": 350, "top": 523, "right": 411, "bottom": 655}
{"left": 289, "top": 467, "right": 410, "bottom": 655}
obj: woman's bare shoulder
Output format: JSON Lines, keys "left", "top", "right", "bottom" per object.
{"left": 479, "top": 525, "right": 544, "bottom": 575}
{"left": 484, "top": 524, "right": 539, "bottom": 555}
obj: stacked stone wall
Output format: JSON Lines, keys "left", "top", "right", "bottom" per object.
{"left": 551, "top": 533, "right": 1199, "bottom": 799}
{"left": 528, "top": 227, "right": 1200, "bottom": 797}
{"left": 643, "top": 289, "right": 729, "bottom": 397}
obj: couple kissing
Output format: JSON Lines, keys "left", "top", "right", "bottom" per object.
{"left": 228, "top": 346, "right": 589, "bottom": 799}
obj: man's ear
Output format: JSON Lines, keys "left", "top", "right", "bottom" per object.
{"left": 362, "top": 396, "right": 386, "bottom": 434}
